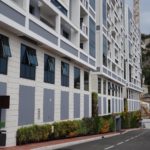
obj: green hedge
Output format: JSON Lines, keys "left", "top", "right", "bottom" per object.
{"left": 16, "top": 116, "right": 117, "bottom": 145}
{"left": 53, "top": 120, "right": 79, "bottom": 138}
{"left": 121, "top": 111, "right": 141, "bottom": 129}
{"left": 0, "top": 121, "right": 5, "bottom": 129}
{"left": 92, "top": 92, "right": 98, "bottom": 117}
{"left": 17, "top": 124, "right": 52, "bottom": 145}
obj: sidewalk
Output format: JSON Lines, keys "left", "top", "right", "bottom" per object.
{"left": 1, "top": 128, "right": 140, "bottom": 150}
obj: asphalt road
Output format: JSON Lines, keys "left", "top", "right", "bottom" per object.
{"left": 55, "top": 129, "right": 150, "bottom": 150}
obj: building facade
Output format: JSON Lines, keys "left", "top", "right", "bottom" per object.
{"left": 0, "top": 0, "right": 142, "bottom": 147}
{"left": 91, "top": 0, "right": 142, "bottom": 116}
{"left": 124, "top": 5, "right": 142, "bottom": 112}
{"left": 0, "top": 0, "right": 96, "bottom": 146}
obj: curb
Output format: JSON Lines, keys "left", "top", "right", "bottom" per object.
{"left": 32, "top": 128, "right": 141, "bottom": 150}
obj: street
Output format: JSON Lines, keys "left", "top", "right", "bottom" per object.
{"left": 55, "top": 129, "right": 150, "bottom": 150}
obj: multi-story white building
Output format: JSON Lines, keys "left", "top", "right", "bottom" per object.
{"left": 92, "top": 0, "right": 126, "bottom": 116}
{"left": 0, "top": 0, "right": 96, "bottom": 146}
{"left": 0, "top": 0, "right": 142, "bottom": 147}
{"left": 91, "top": 0, "right": 142, "bottom": 116}
{"left": 124, "top": 4, "right": 142, "bottom": 112}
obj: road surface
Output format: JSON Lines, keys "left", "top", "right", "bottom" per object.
{"left": 55, "top": 129, "right": 150, "bottom": 150}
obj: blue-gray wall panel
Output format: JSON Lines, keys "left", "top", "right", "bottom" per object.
{"left": 80, "top": 52, "right": 88, "bottom": 62}
{"left": 0, "top": 82, "right": 6, "bottom": 95}
{"left": 116, "top": 99, "right": 118, "bottom": 113}
{"left": 60, "top": 40, "right": 78, "bottom": 56}
{"left": 74, "top": 93, "right": 80, "bottom": 118}
{"left": 98, "top": 97, "right": 102, "bottom": 115}
{"left": 43, "top": 89, "right": 54, "bottom": 122}
{"left": 84, "top": 94, "right": 89, "bottom": 118}
{"left": 29, "top": 20, "right": 58, "bottom": 45}
{"left": 61, "top": 91, "right": 69, "bottom": 120}
{"left": 0, "top": 82, "right": 7, "bottom": 122}
{"left": 18, "top": 85, "right": 35, "bottom": 125}
{"left": 112, "top": 98, "right": 115, "bottom": 113}
{"left": 89, "top": 58, "right": 95, "bottom": 66}
{"left": 0, "top": 1, "right": 25, "bottom": 26}
{"left": 103, "top": 97, "right": 107, "bottom": 114}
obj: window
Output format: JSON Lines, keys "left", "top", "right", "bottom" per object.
{"left": 108, "top": 82, "right": 111, "bottom": 95}
{"left": 103, "top": 0, "right": 107, "bottom": 27}
{"left": 29, "top": 5, "right": 35, "bottom": 15}
{"left": 89, "top": 17, "right": 96, "bottom": 58}
{"left": 74, "top": 67, "right": 80, "bottom": 89}
{"left": 118, "top": 86, "right": 120, "bottom": 97}
{"left": 115, "top": 85, "right": 117, "bottom": 97}
{"left": 89, "top": 0, "right": 95, "bottom": 10}
{"left": 124, "top": 59, "right": 126, "bottom": 79}
{"left": 80, "top": 43, "right": 84, "bottom": 49}
{"left": 84, "top": 71, "right": 89, "bottom": 91}
{"left": 108, "top": 99, "right": 111, "bottom": 113}
{"left": 51, "top": 0, "right": 67, "bottom": 16}
{"left": 44, "top": 54, "right": 55, "bottom": 84}
{"left": 20, "top": 44, "right": 38, "bottom": 80}
{"left": 112, "top": 84, "right": 115, "bottom": 96}
{"left": 103, "top": 35, "right": 108, "bottom": 66}
{"left": 112, "top": 63, "right": 116, "bottom": 72}
{"left": 0, "top": 34, "right": 12, "bottom": 75}
{"left": 63, "top": 30, "right": 69, "bottom": 40}
{"left": 61, "top": 62, "right": 69, "bottom": 87}
{"left": 103, "top": 80, "right": 106, "bottom": 95}
{"left": 98, "top": 77, "right": 101, "bottom": 93}
{"left": 129, "top": 64, "right": 132, "bottom": 82}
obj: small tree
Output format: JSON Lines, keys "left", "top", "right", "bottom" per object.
{"left": 92, "top": 92, "right": 98, "bottom": 117}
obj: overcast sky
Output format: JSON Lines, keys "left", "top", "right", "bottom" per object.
{"left": 126, "top": 0, "right": 150, "bottom": 34}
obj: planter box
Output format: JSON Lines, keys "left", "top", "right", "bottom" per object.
{"left": 0, "top": 131, "right": 6, "bottom": 146}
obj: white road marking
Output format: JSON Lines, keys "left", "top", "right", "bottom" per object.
{"left": 116, "top": 142, "right": 124, "bottom": 145}
{"left": 104, "top": 132, "right": 144, "bottom": 150}
{"left": 105, "top": 145, "right": 115, "bottom": 150}
{"left": 125, "top": 139, "right": 130, "bottom": 142}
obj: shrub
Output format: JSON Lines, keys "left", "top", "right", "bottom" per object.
{"left": 82, "top": 117, "right": 100, "bottom": 135}
{"left": 53, "top": 120, "right": 79, "bottom": 138}
{"left": 92, "top": 92, "right": 98, "bottom": 117}
{"left": 109, "top": 116, "right": 115, "bottom": 132}
{"left": 17, "top": 124, "right": 52, "bottom": 145}
{"left": 121, "top": 111, "right": 141, "bottom": 129}
{"left": 100, "top": 118, "right": 110, "bottom": 134}
{"left": 0, "top": 121, "right": 5, "bottom": 129}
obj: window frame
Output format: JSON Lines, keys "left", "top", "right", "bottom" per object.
{"left": 74, "top": 67, "right": 80, "bottom": 89}
{"left": 20, "top": 44, "right": 38, "bottom": 80}
{"left": 44, "top": 54, "right": 55, "bottom": 84}
{"left": 98, "top": 77, "right": 101, "bottom": 94}
{"left": 61, "top": 61, "right": 69, "bottom": 87}
{"left": 84, "top": 71, "right": 89, "bottom": 91}
{"left": 0, "top": 34, "right": 11, "bottom": 75}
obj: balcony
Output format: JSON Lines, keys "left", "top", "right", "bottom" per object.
{"left": 80, "top": 0, "right": 88, "bottom": 10}
{"left": 11, "top": 0, "right": 25, "bottom": 10}
{"left": 61, "top": 18, "right": 78, "bottom": 45}
{"left": 29, "top": 0, "right": 57, "bottom": 31}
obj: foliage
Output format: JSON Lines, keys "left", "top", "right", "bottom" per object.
{"left": 0, "top": 122, "right": 5, "bottom": 129}
{"left": 17, "top": 112, "right": 140, "bottom": 145}
{"left": 53, "top": 120, "right": 79, "bottom": 138}
{"left": 124, "top": 98, "right": 128, "bottom": 112}
{"left": 121, "top": 111, "right": 141, "bottom": 129}
{"left": 92, "top": 92, "right": 98, "bottom": 117}
{"left": 141, "top": 34, "right": 150, "bottom": 40}
{"left": 16, "top": 124, "right": 52, "bottom": 145}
